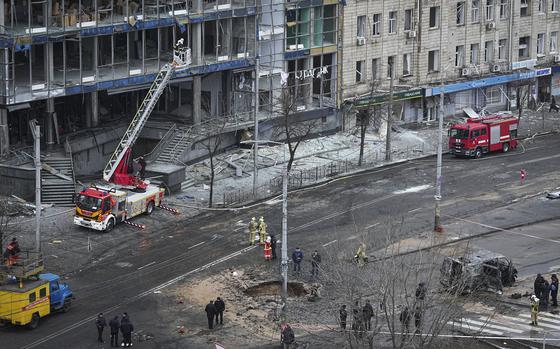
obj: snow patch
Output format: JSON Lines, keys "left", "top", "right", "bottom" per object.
{"left": 393, "top": 184, "right": 431, "bottom": 195}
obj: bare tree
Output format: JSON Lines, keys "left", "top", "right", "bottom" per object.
{"left": 516, "top": 82, "right": 534, "bottom": 125}
{"left": 199, "top": 119, "right": 228, "bottom": 208}
{"left": 313, "top": 221, "right": 473, "bottom": 349}
{"left": 273, "top": 88, "right": 318, "bottom": 173}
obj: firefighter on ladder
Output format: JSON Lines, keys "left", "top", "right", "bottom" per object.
{"left": 258, "top": 217, "right": 267, "bottom": 245}
{"left": 248, "top": 217, "right": 258, "bottom": 246}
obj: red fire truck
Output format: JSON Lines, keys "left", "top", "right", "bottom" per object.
{"left": 448, "top": 113, "right": 519, "bottom": 158}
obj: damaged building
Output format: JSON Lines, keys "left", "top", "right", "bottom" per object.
{"left": 0, "top": 0, "right": 342, "bottom": 200}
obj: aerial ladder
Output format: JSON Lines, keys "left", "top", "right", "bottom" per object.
{"left": 73, "top": 41, "right": 190, "bottom": 231}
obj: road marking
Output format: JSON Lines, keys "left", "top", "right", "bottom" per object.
{"left": 517, "top": 313, "right": 560, "bottom": 330}
{"left": 365, "top": 222, "right": 380, "bottom": 229}
{"left": 322, "top": 240, "right": 337, "bottom": 247}
{"left": 21, "top": 245, "right": 256, "bottom": 349}
{"left": 506, "top": 153, "right": 560, "bottom": 168}
{"left": 447, "top": 321, "right": 503, "bottom": 336}
{"left": 407, "top": 208, "right": 422, "bottom": 214}
{"left": 136, "top": 261, "right": 156, "bottom": 270}
{"left": 188, "top": 241, "right": 205, "bottom": 249}
{"left": 444, "top": 215, "right": 560, "bottom": 244}
{"left": 458, "top": 318, "right": 523, "bottom": 333}
{"left": 491, "top": 315, "right": 537, "bottom": 331}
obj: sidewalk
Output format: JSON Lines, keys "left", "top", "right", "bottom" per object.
{"left": 168, "top": 106, "right": 560, "bottom": 209}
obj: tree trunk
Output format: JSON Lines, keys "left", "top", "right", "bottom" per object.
{"left": 209, "top": 154, "right": 215, "bottom": 208}
{"left": 359, "top": 121, "right": 366, "bottom": 166}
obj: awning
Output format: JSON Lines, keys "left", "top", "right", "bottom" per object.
{"left": 352, "top": 88, "right": 423, "bottom": 110}
{"left": 6, "top": 103, "right": 31, "bottom": 112}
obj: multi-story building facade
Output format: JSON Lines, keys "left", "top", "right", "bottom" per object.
{"left": 342, "top": 0, "right": 560, "bottom": 126}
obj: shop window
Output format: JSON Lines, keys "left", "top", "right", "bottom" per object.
{"left": 472, "top": 0, "right": 480, "bottom": 22}
{"left": 486, "top": 86, "right": 502, "bottom": 104}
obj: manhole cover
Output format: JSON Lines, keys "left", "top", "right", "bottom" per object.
{"left": 245, "top": 281, "right": 308, "bottom": 297}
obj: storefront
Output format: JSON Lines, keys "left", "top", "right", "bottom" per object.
{"left": 352, "top": 88, "right": 424, "bottom": 124}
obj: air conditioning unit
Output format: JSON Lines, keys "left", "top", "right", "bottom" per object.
{"left": 357, "top": 37, "right": 366, "bottom": 46}
{"left": 492, "top": 64, "right": 501, "bottom": 72}
{"left": 555, "top": 55, "right": 560, "bottom": 62}
{"left": 461, "top": 67, "right": 471, "bottom": 76}
{"left": 407, "top": 30, "right": 417, "bottom": 39}
{"left": 486, "top": 21, "right": 496, "bottom": 30}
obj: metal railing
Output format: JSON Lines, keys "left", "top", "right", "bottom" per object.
{"left": 144, "top": 123, "right": 177, "bottom": 162}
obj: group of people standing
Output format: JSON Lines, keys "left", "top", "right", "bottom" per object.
{"left": 204, "top": 297, "right": 226, "bottom": 330}
{"left": 339, "top": 282, "right": 427, "bottom": 335}
{"left": 248, "top": 216, "right": 278, "bottom": 261}
{"left": 95, "top": 312, "right": 134, "bottom": 347}
{"left": 531, "top": 273, "right": 558, "bottom": 326}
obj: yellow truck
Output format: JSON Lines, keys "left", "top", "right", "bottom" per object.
{"left": 0, "top": 252, "right": 73, "bottom": 329}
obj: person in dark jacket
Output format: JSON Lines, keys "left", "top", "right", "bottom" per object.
{"left": 270, "top": 235, "right": 277, "bottom": 259}
{"left": 414, "top": 305, "right": 422, "bottom": 334}
{"left": 109, "top": 315, "right": 120, "bottom": 347}
{"left": 120, "top": 313, "right": 134, "bottom": 347}
{"left": 311, "top": 250, "right": 321, "bottom": 277}
{"left": 205, "top": 300, "right": 217, "bottom": 329}
{"left": 281, "top": 323, "right": 295, "bottom": 349}
{"left": 95, "top": 313, "right": 107, "bottom": 343}
{"left": 535, "top": 274, "right": 545, "bottom": 300}
{"left": 362, "top": 300, "right": 374, "bottom": 331}
{"left": 292, "top": 247, "right": 303, "bottom": 273}
{"left": 400, "top": 306, "right": 411, "bottom": 333}
{"left": 551, "top": 274, "right": 559, "bottom": 307}
{"left": 415, "top": 282, "right": 427, "bottom": 302}
{"left": 339, "top": 305, "right": 347, "bottom": 329}
{"left": 214, "top": 297, "right": 226, "bottom": 325}
{"left": 543, "top": 280, "right": 551, "bottom": 307}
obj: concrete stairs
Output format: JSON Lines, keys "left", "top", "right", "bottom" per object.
{"left": 157, "top": 128, "right": 198, "bottom": 164}
{"left": 180, "top": 176, "right": 196, "bottom": 191}
{"left": 41, "top": 157, "right": 76, "bottom": 207}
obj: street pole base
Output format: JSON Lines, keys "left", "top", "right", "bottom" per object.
{"left": 434, "top": 225, "right": 444, "bottom": 233}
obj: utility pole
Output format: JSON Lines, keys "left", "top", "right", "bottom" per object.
{"left": 281, "top": 162, "right": 288, "bottom": 311}
{"left": 30, "top": 121, "right": 41, "bottom": 251}
{"left": 385, "top": 62, "right": 394, "bottom": 161}
{"left": 434, "top": 81, "right": 444, "bottom": 233}
{"left": 253, "top": 59, "right": 260, "bottom": 196}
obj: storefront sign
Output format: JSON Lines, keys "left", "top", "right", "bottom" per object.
{"left": 427, "top": 69, "right": 552, "bottom": 97}
{"left": 295, "top": 66, "right": 328, "bottom": 80}
{"left": 353, "top": 88, "right": 423, "bottom": 109}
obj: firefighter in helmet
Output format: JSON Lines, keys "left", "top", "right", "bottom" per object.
{"left": 258, "top": 217, "right": 267, "bottom": 245}
{"left": 248, "top": 217, "right": 258, "bottom": 246}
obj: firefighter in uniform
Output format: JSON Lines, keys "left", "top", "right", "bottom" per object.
{"left": 248, "top": 217, "right": 258, "bottom": 245}
{"left": 258, "top": 217, "right": 267, "bottom": 245}
{"left": 530, "top": 295, "right": 540, "bottom": 326}
{"left": 355, "top": 243, "right": 367, "bottom": 266}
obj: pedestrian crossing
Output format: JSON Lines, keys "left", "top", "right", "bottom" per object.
{"left": 448, "top": 310, "right": 560, "bottom": 336}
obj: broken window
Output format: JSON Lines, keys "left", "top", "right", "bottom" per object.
{"left": 538, "top": 0, "right": 546, "bottom": 12}
{"left": 518, "top": 36, "right": 530, "bottom": 58}
{"left": 51, "top": 41, "right": 64, "bottom": 88}
{"left": 128, "top": 31, "right": 143, "bottom": 74}
{"left": 322, "top": 5, "right": 336, "bottom": 45}
{"left": 484, "top": 40, "right": 494, "bottom": 62}
{"left": 457, "top": 2, "right": 465, "bottom": 25}
{"left": 428, "top": 50, "right": 439, "bottom": 72}
{"left": 387, "top": 56, "right": 395, "bottom": 78}
{"left": 404, "top": 9, "right": 413, "bottom": 31}
{"left": 371, "top": 58, "right": 379, "bottom": 80}
{"left": 455, "top": 45, "right": 465, "bottom": 67}
{"left": 537, "top": 33, "right": 545, "bottom": 55}
{"left": 80, "top": 0, "right": 96, "bottom": 25}
{"left": 232, "top": 18, "right": 247, "bottom": 57}
{"left": 30, "top": 0, "right": 47, "bottom": 33}
{"left": 113, "top": 32, "right": 128, "bottom": 76}
{"left": 64, "top": 1, "right": 79, "bottom": 28}
{"left": 372, "top": 13, "right": 381, "bottom": 36}
{"left": 145, "top": 29, "right": 160, "bottom": 73}
{"left": 471, "top": 43, "right": 479, "bottom": 64}
{"left": 217, "top": 19, "right": 231, "bottom": 61}
{"left": 551, "top": 32, "right": 558, "bottom": 53}
{"left": 553, "top": 0, "right": 559, "bottom": 12}
{"left": 204, "top": 21, "right": 217, "bottom": 62}
{"left": 81, "top": 37, "right": 96, "bottom": 82}
{"left": 498, "top": 39, "right": 507, "bottom": 59}
{"left": 97, "top": 35, "right": 113, "bottom": 81}
{"left": 65, "top": 37, "right": 80, "bottom": 86}
{"left": 520, "top": 0, "right": 530, "bottom": 16}
{"left": 30, "top": 43, "right": 46, "bottom": 95}
{"left": 402, "top": 53, "right": 411, "bottom": 75}
{"left": 97, "top": 0, "right": 114, "bottom": 26}
{"left": 356, "top": 60, "right": 364, "bottom": 82}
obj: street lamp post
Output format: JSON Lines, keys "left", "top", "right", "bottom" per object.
{"left": 434, "top": 85, "right": 444, "bottom": 232}
{"left": 242, "top": 140, "right": 289, "bottom": 308}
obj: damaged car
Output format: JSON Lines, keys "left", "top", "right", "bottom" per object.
{"left": 440, "top": 250, "right": 517, "bottom": 294}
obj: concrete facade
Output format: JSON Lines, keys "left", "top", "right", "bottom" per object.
{"left": 342, "top": 0, "right": 560, "bottom": 123}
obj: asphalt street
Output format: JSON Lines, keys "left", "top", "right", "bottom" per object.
{"left": 2, "top": 134, "right": 560, "bottom": 348}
